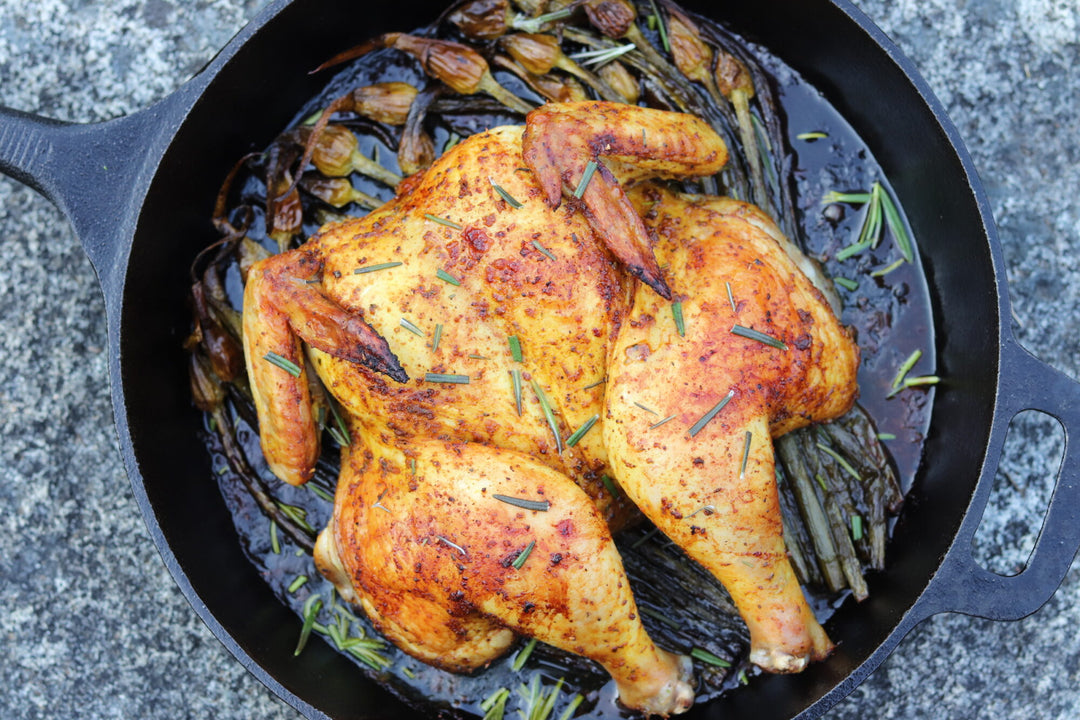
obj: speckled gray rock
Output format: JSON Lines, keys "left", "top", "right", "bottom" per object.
{"left": 0, "top": 1, "right": 1076, "bottom": 719}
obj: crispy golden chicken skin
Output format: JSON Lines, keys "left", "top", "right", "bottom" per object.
{"left": 242, "top": 101, "right": 858, "bottom": 714}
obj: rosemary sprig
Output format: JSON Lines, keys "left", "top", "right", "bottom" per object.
{"left": 400, "top": 317, "right": 425, "bottom": 337}
{"left": 532, "top": 380, "right": 563, "bottom": 453}
{"left": 731, "top": 324, "right": 787, "bottom": 350}
{"left": 672, "top": 301, "right": 686, "bottom": 337}
{"left": 508, "top": 335, "right": 523, "bottom": 362}
{"left": 494, "top": 494, "right": 550, "bottom": 512}
{"left": 424, "top": 213, "right": 462, "bottom": 230}
{"left": 490, "top": 177, "right": 524, "bottom": 208}
{"left": 512, "top": 638, "right": 538, "bottom": 672}
{"left": 690, "top": 647, "right": 732, "bottom": 668}
{"left": 574, "top": 160, "right": 599, "bottom": 199}
{"left": 353, "top": 261, "right": 403, "bottom": 274}
{"left": 263, "top": 351, "right": 301, "bottom": 377}
{"left": 432, "top": 323, "right": 443, "bottom": 352}
{"left": 436, "top": 267, "right": 461, "bottom": 286}
{"left": 565, "top": 414, "right": 599, "bottom": 447}
{"left": 511, "top": 368, "right": 524, "bottom": 415}
{"left": 512, "top": 539, "right": 536, "bottom": 569}
{"left": 532, "top": 239, "right": 557, "bottom": 261}
{"left": 688, "top": 389, "right": 735, "bottom": 437}
{"left": 426, "top": 372, "right": 470, "bottom": 384}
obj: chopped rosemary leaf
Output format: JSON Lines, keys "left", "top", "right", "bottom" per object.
{"left": 424, "top": 213, "right": 462, "bottom": 230}
{"left": 731, "top": 324, "right": 787, "bottom": 350}
{"left": 834, "top": 276, "right": 859, "bottom": 291}
{"left": 904, "top": 374, "right": 940, "bottom": 387}
{"left": 672, "top": 301, "right": 686, "bottom": 337}
{"left": 880, "top": 186, "right": 915, "bottom": 262}
{"left": 270, "top": 519, "right": 280, "bottom": 555}
{"left": 574, "top": 159, "right": 599, "bottom": 199}
{"left": 425, "top": 372, "right": 470, "bottom": 384}
{"left": 835, "top": 239, "right": 871, "bottom": 261}
{"left": 816, "top": 442, "right": 862, "bottom": 482}
{"left": 508, "top": 335, "right": 523, "bottom": 362}
{"left": 726, "top": 281, "right": 736, "bottom": 312}
{"left": 288, "top": 575, "right": 308, "bottom": 593}
{"left": 851, "top": 514, "right": 864, "bottom": 541}
{"left": 565, "top": 414, "right": 599, "bottom": 447}
{"left": 891, "top": 349, "right": 923, "bottom": 389}
{"left": 263, "top": 351, "right": 301, "bottom": 377}
{"left": 601, "top": 474, "right": 618, "bottom": 496}
{"left": 559, "top": 694, "right": 584, "bottom": 720}
{"left": 469, "top": 353, "right": 489, "bottom": 360}
{"left": 870, "top": 258, "right": 905, "bottom": 277}
{"left": 877, "top": 432, "right": 897, "bottom": 441}
{"left": 432, "top": 323, "right": 443, "bottom": 352}
{"left": 511, "top": 539, "right": 536, "bottom": 570}
{"left": 647, "top": 0, "right": 671, "bottom": 53}
{"left": 400, "top": 666, "right": 417, "bottom": 679}
{"left": 511, "top": 638, "right": 538, "bottom": 672}
{"left": 353, "top": 261, "right": 403, "bottom": 275}
{"left": 481, "top": 687, "right": 511, "bottom": 720}
{"left": 400, "top": 317, "right": 425, "bottom": 337}
{"left": 797, "top": 131, "right": 829, "bottom": 140}
{"left": 688, "top": 390, "right": 735, "bottom": 437}
{"left": 639, "top": 606, "right": 681, "bottom": 630}
{"left": 822, "top": 190, "right": 872, "bottom": 205}
{"left": 583, "top": 377, "right": 606, "bottom": 390}
{"left": 532, "top": 239, "right": 557, "bottom": 261}
{"left": 690, "top": 647, "right": 732, "bottom": 668}
{"left": 649, "top": 415, "right": 676, "bottom": 430}
{"left": 437, "top": 535, "right": 467, "bottom": 555}
{"left": 634, "top": 401, "right": 659, "bottom": 416}
{"left": 738, "top": 669, "right": 749, "bottom": 685}
{"left": 489, "top": 177, "right": 524, "bottom": 208}
{"left": 494, "top": 494, "right": 551, "bottom": 512}
{"left": 739, "top": 430, "right": 753, "bottom": 480}
{"left": 294, "top": 597, "right": 323, "bottom": 656}
{"left": 862, "top": 184, "right": 885, "bottom": 248}
{"left": 436, "top": 267, "right": 461, "bottom": 286}
{"left": 511, "top": 368, "right": 524, "bottom": 415}
{"left": 410, "top": 458, "right": 417, "bottom": 475}
{"left": 532, "top": 380, "right": 563, "bottom": 453}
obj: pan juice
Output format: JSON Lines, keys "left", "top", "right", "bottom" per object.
{"left": 208, "top": 10, "right": 934, "bottom": 718}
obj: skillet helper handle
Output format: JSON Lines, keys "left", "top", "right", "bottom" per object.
{"left": 926, "top": 337, "right": 1080, "bottom": 621}
{"left": 0, "top": 102, "right": 184, "bottom": 295}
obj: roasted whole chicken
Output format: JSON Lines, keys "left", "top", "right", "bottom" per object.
{"left": 242, "top": 102, "right": 859, "bottom": 716}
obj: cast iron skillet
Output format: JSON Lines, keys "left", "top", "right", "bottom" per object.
{"left": 2, "top": 0, "right": 1079, "bottom": 717}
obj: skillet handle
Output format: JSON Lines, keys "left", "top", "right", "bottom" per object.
{"left": 0, "top": 90, "right": 196, "bottom": 299}
{"left": 922, "top": 337, "right": 1080, "bottom": 621}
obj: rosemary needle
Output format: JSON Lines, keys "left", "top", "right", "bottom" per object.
{"left": 493, "top": 494, "right": 550, "bottom": 512}
{"left": 436, "top": 268, "right": 461, "bottom": 286}
{"left": 532, "top": 380, "right": 563, "bottom": 453}
{"left": 565, "top": 414, "right": 599, "bottom": 447}
{"left": 688, "top": 390, "right": 735, "bottom": 437}
{"left": 353, "top": 261, "right": 403, "bottom": 274}
{"left": 731, "top": 324, "right": 787, "bottom": 350}
{"left": 672, "top": 301, "right": 686, "bottom": 337}
{"left": 574, "top": 160, "right": 599, "bottom": 199}
{"left": 690, "top": 647, "right": 732, "bottom": 668}
{"left": 508, "top": 335, "right": 523, "bottom": 362}
{"left": 511, "top": 638, "right": 538, "bottom": 671}
{"left": 489, "top": 177, "right": 524, "bottom": 208}
{"left": 532, "top": 239, "right": 557, "bottom": 261}
{"left": 425, "top": 373, "right": 470, "bottom": 384}
{"left": 400, "top": 317, "right": 425, "bottom": 337}
{"left": 263, "top": 351, "right": 301, "bottom": 377}
{"left": 511, "top": 539, "right": 536, "bottom": 570}
{"left": 424, "top": 213, "right": 462, "bottom": 230}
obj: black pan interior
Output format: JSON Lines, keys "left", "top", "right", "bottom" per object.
{"left": 117, "top": 0, "right": 1002, "bottom": 717}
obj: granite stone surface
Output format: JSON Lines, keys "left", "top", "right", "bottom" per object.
{"left": 0, "top": 1, "right": 1077, "bottom": 718}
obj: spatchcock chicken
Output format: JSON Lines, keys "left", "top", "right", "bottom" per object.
{"left": 243, "top": 101, "right": 859, "bottom": 716}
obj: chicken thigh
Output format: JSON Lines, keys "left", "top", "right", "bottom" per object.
{"left": 242, "top": 101, "right": 858, "bottom": 714}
